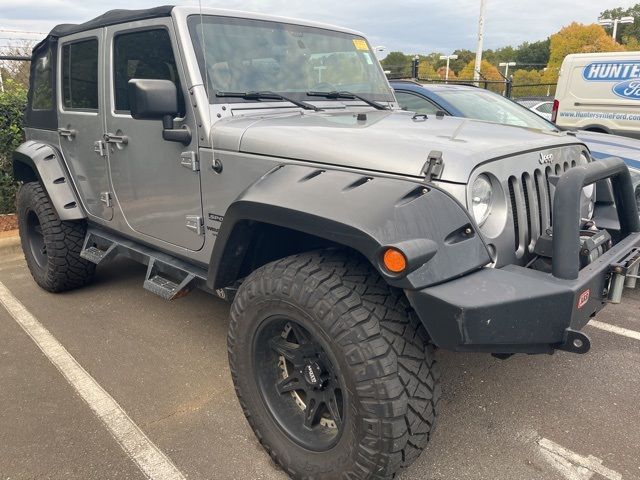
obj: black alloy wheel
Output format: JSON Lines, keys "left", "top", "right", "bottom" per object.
{"left": 253, "top": 317, "right": 346, "bottom": 451}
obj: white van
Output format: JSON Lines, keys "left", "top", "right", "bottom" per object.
{"left": 553, "top": 51, "right": 640, "bottom": 139}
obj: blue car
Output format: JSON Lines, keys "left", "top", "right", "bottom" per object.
{"left": 390, "top": 81, "right": 640, "bottom": 209}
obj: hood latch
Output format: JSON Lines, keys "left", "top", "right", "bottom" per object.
{"left": 422, "top": 150, "right": 444, "bottom": 181}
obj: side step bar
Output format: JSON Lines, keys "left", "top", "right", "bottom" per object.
{"left": 80, "top": 228, "right": 236, "bottom": 301}
{"left": 144, "top": 258, "right": 196, "bottom": 300}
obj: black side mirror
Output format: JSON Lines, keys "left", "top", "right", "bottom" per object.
{"left": 127, "top": 79, "right": 191, "bottom": 145}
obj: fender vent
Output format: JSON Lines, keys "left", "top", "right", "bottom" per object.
{"left": 299, "top": 169, "right": 325, "bottom": 182}
{"left": 343, "top": 176, "right": 372, "bottom": 191}
{"left": 396, "top": 186, "right": 429, "bottom": 207}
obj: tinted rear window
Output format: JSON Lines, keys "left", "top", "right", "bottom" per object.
{"left": 62, "top": 39, "right": 99, "bottom": 110}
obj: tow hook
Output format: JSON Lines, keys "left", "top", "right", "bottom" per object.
{"left": 556, "top": 329, "right": 591, "bottom": 354}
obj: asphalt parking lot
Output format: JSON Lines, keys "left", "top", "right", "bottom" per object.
{"left": 1, "top": 250, "right": 639, "bottom": 480}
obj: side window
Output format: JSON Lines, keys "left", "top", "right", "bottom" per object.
{"left": 395, "top": 91, "right": 442, "bottom": 115}
{"left": 31, "top": 50, "right": 53, "bottom": 110}
{"left": 536, "top": 103, "right": 553, "bottom": 114}
{"left": 113, "top": 29, "right": 184, "bottom": 115}
{"left": 62, "top": 39, "right": 99, "bottom": 110}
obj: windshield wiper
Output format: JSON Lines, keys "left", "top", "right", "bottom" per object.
{"left": 215, "top": 90, "right": 321, "bottom": 111}
{"left": 306, "top": 91, "right": 389, "bottom": 110}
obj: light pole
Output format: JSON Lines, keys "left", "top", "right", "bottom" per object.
{"left": 439, "top": 54, "right": 458, "bottom": 82}
{"left": 499, "top": 62, "right": 516, "bottom": 96}
{"left": 474, "top": 0, "right": 487, "bottom": 83}
{"left": 598, "top": 16, "right": 635, "bottom": 41}
{"left": 412, "top": 55, "right": 420, "bottom": 79}
{"left": 499, "top": 61, "right": 516, "bottom": 78}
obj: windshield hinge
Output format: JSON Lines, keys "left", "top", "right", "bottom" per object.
{"left": 423, "top": 150, "right": 444, "bottom": 181}
{"left": 185, "top": 215, "right": 204, "bottom": 235}
{"left": 180, "top": 151, "right": 199, "bottom": 172}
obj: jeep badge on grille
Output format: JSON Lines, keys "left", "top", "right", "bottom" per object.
{"left": 539, "top": 152, "right": 554, "bottom": 164}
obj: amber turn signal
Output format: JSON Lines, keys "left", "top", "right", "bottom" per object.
{"left": 382, "top": 248, "right": 407, "bottom": 273}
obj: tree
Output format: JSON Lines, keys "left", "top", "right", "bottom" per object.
{"left": 437, "top": 66, "right": 456, "bottom": 80}
{"left": 458, "top": 59, "right": 503, "bottom": 92}
{"left": 0, "top": 44, "right": 32, "bottom": 90}
{"left": 449, "top": 49, "right": 475, "bottom": 74}
{"left": 493, "top": 45, "right": 517, "bottom": 65}
{"left": 510, "top": 69, "right": 545, "bottom": 97}
{"left": 515, "top": 39, "right": 550, "bottom": 69}
{"left": 546, "top": 22, "right": 626, "bottom": 82}
{"left": 599, "top": 4, "right": 640, "bottom": 46}
{"left": 458, "top": 59, "right": 502, "bottom": 81}
{"left": 0, "top": 79, "right": 27, "bottom": 213}
{"left": 380, "top": 51, "right": 412, "bottom": 78}
{"left": 418, "top": 60, "right": 438, "bottom": 80}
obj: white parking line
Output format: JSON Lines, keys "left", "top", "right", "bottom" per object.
{"left": 538, "top": 437, "right": 622, "bottom": 480}
{"left": 0, "top": 282, "right": 186, "bottom": 480}
{"left": 588, "top": 320, "right": 640, "bottom": 341}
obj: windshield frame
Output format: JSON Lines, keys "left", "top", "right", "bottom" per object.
{"left": 187, "top": 14, "right": 395, "bottom": 105}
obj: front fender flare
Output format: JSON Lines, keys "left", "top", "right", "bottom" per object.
{"left": 207, "top": 164, "right": 491, "bottom": 291}
{"left": 13, "top": 141, "right": 85, "bottom": 221}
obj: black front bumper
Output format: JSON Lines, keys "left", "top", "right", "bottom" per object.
{"left": 407, "top": 157, "right": 640, "bottom": 355}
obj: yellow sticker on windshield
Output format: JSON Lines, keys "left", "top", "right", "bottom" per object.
{"left": 352, "top": 39, "right": 369, "bottom": 51}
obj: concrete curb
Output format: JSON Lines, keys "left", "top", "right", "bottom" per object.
{"left": 0, "top": 231, "right": 22, "bottom": 258}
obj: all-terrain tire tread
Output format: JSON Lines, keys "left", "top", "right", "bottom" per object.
{"left": 17, "top": 182, "right": 95, "bottom": 292}
{"left": 228, "top": 249, "right": 440, "bottom": 479}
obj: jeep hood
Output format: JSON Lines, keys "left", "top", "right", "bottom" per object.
{"left": 212, "top": 110, "right": 582, "bottom": 183}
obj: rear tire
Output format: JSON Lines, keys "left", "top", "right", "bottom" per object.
{"left": 228, "top": 250, "right": 440, "bottom": 479}
{"left": 17, "top": 182, "right": 95, "bottom": 292}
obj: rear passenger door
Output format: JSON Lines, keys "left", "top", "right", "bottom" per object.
{"left": 57, "top": 30, "right": 113, "bottom": 220}
{"left": 104, "top": 21, "right": 204, "bottom": 251}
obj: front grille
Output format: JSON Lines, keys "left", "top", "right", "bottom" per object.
{"left": 509, "top": 161, "right": 573, "bottom": 258}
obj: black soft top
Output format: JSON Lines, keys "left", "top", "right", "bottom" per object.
{"left": 25, "top": 6, "right": 174, "bottom": 131}
{"left": 34, "top": 5, "right": 174, "bottom": 51}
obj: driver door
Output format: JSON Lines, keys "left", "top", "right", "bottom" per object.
{"left": 104, "top": 21, "right": 204, "bottom": 251}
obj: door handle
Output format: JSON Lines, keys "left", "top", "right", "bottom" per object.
{"left": 104, "top": 133, "right": 129, "bottom": 145}
{"left": 58, "top": 128, "right": 76, "bottom": 139}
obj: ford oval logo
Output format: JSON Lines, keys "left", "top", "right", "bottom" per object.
{"left": 612, "top": 80, "right": 640, "bottom": 100}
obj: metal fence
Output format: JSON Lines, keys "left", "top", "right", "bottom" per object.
{"left": 0, "top": 54, "right": 30, "bottom": 92}
{"left": 383, "top": 62, "right": 556, "bottom": 100}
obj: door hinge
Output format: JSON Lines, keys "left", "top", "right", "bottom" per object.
{"left": 185, "top": 215, "right": 204, "bottom": 235}
{"left": 94, "top": 140, "right": 107, "bottom": 157}
{"left": 180, "top": 151, "right": 199, "bottom": 172}
{"left": 99, "top": 191, "right": 113, "bottom": 207}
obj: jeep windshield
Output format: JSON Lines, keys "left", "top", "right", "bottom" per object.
{"left": 188, "top": 15, "right": 394, "bottom": 106}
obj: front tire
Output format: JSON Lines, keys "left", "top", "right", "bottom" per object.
{"left": 17, "top": 182, "right": 95, "bottom": 292}
{"left": 228, "top": 250, "right": 440, "bottom": 479}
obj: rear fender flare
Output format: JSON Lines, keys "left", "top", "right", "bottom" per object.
{"left": 12, "top": 141, "right": 85, "bottom": 221}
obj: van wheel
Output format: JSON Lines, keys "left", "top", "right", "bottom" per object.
{"left": 228, "top": 250, "right": 440, "bottom": 479}
{"left": 17, "top": 182, "right": 95, "bottom": 292}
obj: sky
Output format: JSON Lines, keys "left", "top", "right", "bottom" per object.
{"left": 1, "top": 0, "right": 638, "bottom": 55}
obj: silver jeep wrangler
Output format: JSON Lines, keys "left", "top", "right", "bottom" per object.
{"left": 13, "top": 6, "right": 640, "bottom": 479}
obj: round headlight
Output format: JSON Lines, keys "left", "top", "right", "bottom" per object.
{"left": 471, "top": 174, "right": 493, "bottom": 225}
